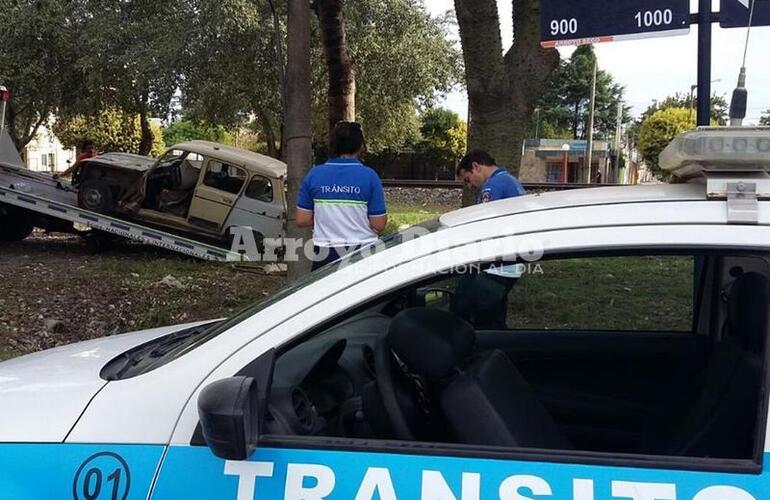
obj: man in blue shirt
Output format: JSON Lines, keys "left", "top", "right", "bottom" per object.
{"left": 456, "top": 149, "right": 526, "bottom": 204}
{"left": 453, "top": 149, "right": 526, "bottom": 329}
{"left": 296, "top": 122, "right": 388, "bottom": 270}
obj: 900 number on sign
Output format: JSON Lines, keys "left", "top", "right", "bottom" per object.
{"left": 550, "top": 18, "right": 578, "bottom": 36}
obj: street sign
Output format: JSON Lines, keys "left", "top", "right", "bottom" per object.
{"left": 540, "top": 0, "right": 691, "bottom": 48}
{"left": 720, "top": 0, "right": 770, "bottom": 28}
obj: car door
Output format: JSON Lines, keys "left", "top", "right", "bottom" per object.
{"left": 187, "top": 158, "right": 248, "bottom": 233}
{"left": 150, "top": 224, "right": 770, "bottom": 499}
{"left": 225, "top": 174, "right": 285, "bottom": 240}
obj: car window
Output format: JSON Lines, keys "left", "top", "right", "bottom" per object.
{"left": 389, "top": 256, "right": 694, "bottom": 332}
{"left": 244, "top": 176, "right": 273, "bottom": 202}
{"left": 186, "top": 153, "right": 204, "bottom": 170}
{"left": 160, "top": 149, "right": 186, "bottom": 162}
{"left": 203, "top": 161, "right": 247, "bottom": 194}
{"left": 259, "top": 251, "right": 770, "bottom": 471}
{"left": 504, "top": 255, "right": 694, "bottom": 332}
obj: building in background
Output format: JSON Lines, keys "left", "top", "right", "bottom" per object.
{"left": 23, "top": 125, "right": 75, "bottom": 173}
{"left": 520, "top": 139, "right": 610, "bottom": 184}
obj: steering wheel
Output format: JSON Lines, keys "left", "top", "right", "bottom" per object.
{"left": 374, "top": 334, "right": 417, "bottom": 440}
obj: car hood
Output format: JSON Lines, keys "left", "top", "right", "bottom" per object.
{"left": 84, "top": 152, "right": 156, "bottom": 172}
{"left": 0, "top": 321, "right": 212, "bottom": 443}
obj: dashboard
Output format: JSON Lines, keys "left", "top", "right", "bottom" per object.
{"left": 264, "top": 312, "right": 391, "bottom": 437}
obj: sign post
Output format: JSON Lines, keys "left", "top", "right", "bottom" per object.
{"left": 697, "top": 0, "right": 713, "bottom": 126}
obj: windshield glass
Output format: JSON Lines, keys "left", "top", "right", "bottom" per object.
{"left": 109, "top": 217, "right": 446, "bottom": 375}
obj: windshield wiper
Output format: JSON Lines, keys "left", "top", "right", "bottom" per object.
{"left": 100, "top": 325, "right": 212, "bottom": 380}
{"left": 148, "top": 326, "right": 207, "bottom": 358}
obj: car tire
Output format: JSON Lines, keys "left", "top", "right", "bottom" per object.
{"left": 0, "top": 204, "right": 34, "bottom": 242}
{"left": 78, "top": 179, "right": 114, "bottom": 213}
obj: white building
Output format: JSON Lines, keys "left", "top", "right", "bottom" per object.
{"left": 23, "top": 124, "right": 76, "bottom": 173}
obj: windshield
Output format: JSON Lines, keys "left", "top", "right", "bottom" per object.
{"left": 191, "top": 217, "right": 446, "bottom": 342}
{"left": 104, "top": 217, "right": 446, "bottom": 377}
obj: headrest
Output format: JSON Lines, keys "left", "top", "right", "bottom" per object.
{"left": 387, "top": 308, "right": 475, "bottom": 379}
{"left": 728, "top": 272, "right": 770, "bottom": 352}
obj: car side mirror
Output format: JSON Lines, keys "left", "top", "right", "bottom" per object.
{"left": 197, "top": 376, "right": 259, "bottom": 460}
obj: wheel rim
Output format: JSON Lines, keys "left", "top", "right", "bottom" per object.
{"left": 84, "top": 188, "right": 102, "bottom": 209}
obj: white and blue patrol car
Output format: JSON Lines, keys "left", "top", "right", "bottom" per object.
{"left": 2, "top": 127, "right": 770, "bottom": 500}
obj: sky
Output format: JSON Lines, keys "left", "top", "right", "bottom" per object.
{"left": 424, "top": 0, "right": 770, "bottom": 124}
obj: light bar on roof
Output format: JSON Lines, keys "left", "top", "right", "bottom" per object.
{"left": 659, "top": 127, "right": 770, "bottom": 179}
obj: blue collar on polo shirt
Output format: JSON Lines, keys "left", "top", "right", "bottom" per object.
{"left": 325, "top": 157, "right": 363, "bottom": 166}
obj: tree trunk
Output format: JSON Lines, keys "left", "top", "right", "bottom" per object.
{"left": 256, "top": 108, "right": 280, "bottom": 159}
{"left": 454, "top": 0, "right": 515, "bottom": 171}
{"left": 504, "top": 0, "right": 560, "bottom": 170}
{"left": 6, "top": 103, "right": 46, "bottom": 151}
{"left": 138, "top": 109, "right": 153, "bottom": 156}
{"left": 313, "top": 0, "right": 355, "bottom": 151}
{"left": 454, "top": 0, "right": 558, "bottom": 180}
{"left": 572, "top": 101, "right": 580, "bottom": 139}
{"left": 285, "top": 0, "right": 314, "bottom": 281}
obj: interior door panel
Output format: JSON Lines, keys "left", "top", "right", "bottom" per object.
{"left": 476, "top": 330, "right": 708, "bottom": 452}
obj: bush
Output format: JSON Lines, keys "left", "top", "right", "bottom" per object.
{"left": 52, "top": 108, "right": 166, "bottom": 157}
{"left": 637, "top": 107, "right": 695, "bottom": 180}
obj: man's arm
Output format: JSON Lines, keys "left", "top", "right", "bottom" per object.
{"left": 369, "top": 214, "right": 388, "bottom": 233}
{"left": 368, "top": 172, "right": 388, "bottom": 233}
{"left": 295, "top": 208, "right": 314, "bottom": 228}
{"left": 295, "top": 172, "right": 314, "bottom": 228}
{"left": 52, "top": 163, "right": 78, "bottom": 179}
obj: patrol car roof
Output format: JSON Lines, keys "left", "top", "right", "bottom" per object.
{"left": 440, "top": 183, "right": 704, "bottom": 228}
{"left": 171, "top": 141, "right": 287, "bottom": 178}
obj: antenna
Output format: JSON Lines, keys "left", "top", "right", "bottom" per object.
{"left": 729, "top": 0, "right": 758, "bottom": 126}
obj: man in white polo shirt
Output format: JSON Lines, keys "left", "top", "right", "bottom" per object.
{"left": 296, "top": 122, "right": 388, "bottom": 270}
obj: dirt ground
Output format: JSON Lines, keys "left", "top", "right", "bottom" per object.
{"left": 0, "top": 188, "right": 457, "bottom": 360}
{"left": 0, "top": 230, "right": 285, "bottom": 359}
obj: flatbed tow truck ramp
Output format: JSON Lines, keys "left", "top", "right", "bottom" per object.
{"left": 0, "top": 161, "right": 249, "bottom": 262}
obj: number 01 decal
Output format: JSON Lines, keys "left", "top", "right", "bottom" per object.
{"left": 72, "top": 452, "right": 131, "bottom": 500}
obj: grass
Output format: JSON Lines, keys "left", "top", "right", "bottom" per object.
{"left": 506, "top": 256, "right": 694, "bottom": 331}
{"left": 383, "top": 204, "right": 442, "bottom": 236}
{"left": 88, "top": 252, "right": 285, "bottom": 331}
{"left": 0, "top": 350, "right": 20, "bottom": 362}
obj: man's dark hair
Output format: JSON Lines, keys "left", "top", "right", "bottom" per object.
{"left": 457, "top": 149, "right": 496, "bottom": 175}
{"left": 81, "top": 139, "right": 96, "bottom": 151}
{"left": 332, "top": 121, "right": 365, "bottom": 155}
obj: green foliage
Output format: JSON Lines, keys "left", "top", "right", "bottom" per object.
{"left": 162, "top": 120, "right": 235, "bottom": 147}
{"left": 415, "top": 107, "right": 466, "bottom": 166}
{"left": 337, "top": 1, "right": 463, "bottom": 153}
{"left": 76, "top": 0, "right": 192, "bottom": 114}
{"left": 183, "top": 0, "right": 462, "bottom": 156}
{"left": 420, "top": 107, "right": 460, "bottom": 140}
{"left": 640, "top": 93, "right": 728, "bottom": 126}
{"left": 535, "top": 45, "right": 630, "bottom": 140}
{"left": 181, "top": 0, "right": 282, "bottom": 133}
{"left": 761, "top": 110, "right": 770, "bottom": 126}
{"left": 52, "top": 109, "right": 166, "bottom": 157}
{"left": 0, "top": 0, "right": 80, "bottom": 148}
{"left": 637, "top": 107, "right": 694, "bottom": 179}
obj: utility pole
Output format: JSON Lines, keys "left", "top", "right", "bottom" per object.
{"left": 613, "top": 100, "right": 622, "bottom": 184}
{"left": 585, "top": 60, "right": 597, "bottom": 184}
{"left": 0, "top": 86, "right": 8, "bottom": 137}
